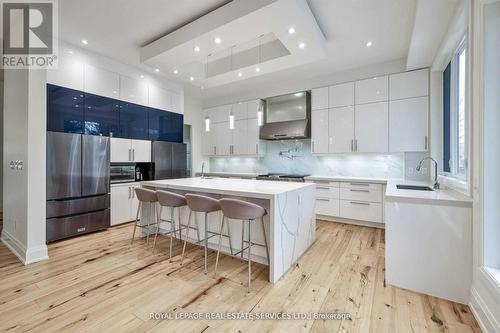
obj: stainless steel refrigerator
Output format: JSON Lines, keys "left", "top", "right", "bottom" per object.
{"left": 152, "top": 141, "right": 188, "bottom": 180}
{"left": 46, "top": 132, "right": 110, "bottom": 242}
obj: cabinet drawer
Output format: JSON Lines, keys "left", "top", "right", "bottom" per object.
{"left": 315, "top": 197, "right": 339, "bottom": 217}
{"left": 315, "top": 185, "right": 340, "bottom": 199}
{"left": 340, "top": 182, "right": 382, "bottom": 191}
{"left": 340, "top": 188, "right": 382, "bottom": 203}
{"left": 339, "top": 200, "right": 382, "bottom": 223}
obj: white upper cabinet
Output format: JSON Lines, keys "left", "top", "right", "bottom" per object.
{"left": 148, "top": 84, "right": 172, "bottom": 111}
{"left": 119, "top": 75, "right": 148, "bottom": 106}
{"left": 311, "top": 109, "right": 329, "bottom": 153}
{"left": 389, "top": 69, "right": 429, "bottom": 100}
{"left": 171, "top": 92, "right": 184, "bottom": 114}
{"left": 247, "top": 99, "right": 263, "bottom": 119}
{"left": 389, "top": 97, "right": 428, "bottom": 152}
{"left": 231, "top": 119, "right": 248, "bottom": 155}
{"left": 48, "top": 56, "right": 84, "bottom": 90}
{"left": 355, "top": 102, "right": 388, "bottom": 153}
{"left": 202, "top": 125, "right": 216, "bottom": 156}
{"left": 215, "top": 122, "right": 231, "bottom": 156}
{"left": 355, "top": 76, "right": 388, "bottom": 104}
{"left": 329, "top": 106, "right": 355, "bottom": 153}
{"left": 312, "top": 87, "right": 329, "bottom": 110}
{"left": 110, "top": 138, "right": 132, "bottom": 162}
{"left": 216, "top": 105, "right": 232, "bottom": 123}
{"left": 131, "top": 139, "right": 151, "bottom": 162}
{"left": 247, "top": 119, "right": 265, "bottom": 155}
{"left": 233, "top": 102, "right": 248, "bottom": 120}
{"left": 329, "top": 82, "right": 355, "bottom": 108}
{"left": 84, "top": 64, "right": 120, "bottom": 99}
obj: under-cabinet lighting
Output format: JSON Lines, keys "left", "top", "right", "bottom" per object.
{"left": 205, "top": 116, "right": 210, "bottom": 132}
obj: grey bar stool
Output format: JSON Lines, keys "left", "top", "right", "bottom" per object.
{"left": 215, "top": 198, "right": 269, "bottom": 292}
{"left": 181, "top": 194, "right": 233, "bottom": 273}
{"left": 131, "top": 188, "right": 158, "bottom": 245}
{"left": 154, "top": 190, "right": 188, "bottom": 259}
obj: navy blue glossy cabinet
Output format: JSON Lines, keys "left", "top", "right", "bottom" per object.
{"left": 84, "top": 93, "right": 120, "bottom": 136}
{"left": 148, "top": 109, "right": 183, "bottom": 143}
{"left": 47, "top": 84, "right": 84, "bottom": 134}
{"left": 119, "top": 102, "right": 149, "bottom": 140}
{"left": 47, "top": 84, "right": 183, "bottom": 142}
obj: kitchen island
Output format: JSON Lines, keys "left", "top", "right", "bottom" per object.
{"left": 140, "top": 177, "right": 316, "bottom": 283}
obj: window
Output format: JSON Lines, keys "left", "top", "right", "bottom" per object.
{"left": 443, "top": 36, "right": 468, "bottom": 179}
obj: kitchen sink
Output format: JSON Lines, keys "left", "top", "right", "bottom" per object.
{"left": 396, "top": 184, "right": 434, "bottom": 191}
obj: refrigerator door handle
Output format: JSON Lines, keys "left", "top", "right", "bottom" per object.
{"left": 128, "top": 149, "right": 131, "bottom": 161}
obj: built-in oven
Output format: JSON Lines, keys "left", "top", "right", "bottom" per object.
{"left": 110, "top": 164, "right": 136, "bottom": 184}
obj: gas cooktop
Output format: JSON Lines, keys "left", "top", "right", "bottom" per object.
{"left": 256, "top": 173, "right": 310, "bottom": 182}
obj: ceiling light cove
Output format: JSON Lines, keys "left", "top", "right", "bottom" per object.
{"left": 366, "top": 41, "right": 373, "bottom": 47}
{"left": 288, "top": 27, "right": 295, "bottom": 35}
{"left": 214, "top": 37, "right": 222, "bottom": 44}
{"left": 194, "top": 46, "right": 201, "bottom": 52}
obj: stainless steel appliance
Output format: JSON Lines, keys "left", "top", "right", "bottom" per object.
{"left": 152, "top": 141, "right": 188, "bottom": 179}
{"left": 256, "top": 173, "right": 310, "bottom": 182}
{"left": 110, "top": 164, "right": 136, "bottom": 184}
{"left": 46, "top": 132, "right": 110, "bottom": 243}
{"left": 259, "top": 91, "right": 311, "bottom": 140}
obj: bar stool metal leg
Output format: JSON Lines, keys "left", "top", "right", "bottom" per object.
{"left": 240, "top": 221, "right": 245, "bottom": 259}
{"left": 204, "top": 212, "right": 209, "bottom": 273}
{"left": 169, "top": 207, "right": 175, "bottom": 260}
{"left": 131, "top": 202, "right": 142, "bottom": 244}
{"left": 214, "top": 216, "right": 226, "bottom": 275}
{"left": 153, "top": 205, "right": 162, "bottom": 250}
{"left": 181, "top": 210, "right": 192, "bottom": 265}
{"left": 247, "top": 219, "right": 252, "bottom": 293}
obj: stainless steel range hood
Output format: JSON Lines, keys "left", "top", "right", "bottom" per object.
{"left": 259, "top": 91, "right": 311, "bottom": 140}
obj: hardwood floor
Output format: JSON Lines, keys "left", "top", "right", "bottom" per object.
{"left": 0, "top": 220, "right": 481, "bottom": 333}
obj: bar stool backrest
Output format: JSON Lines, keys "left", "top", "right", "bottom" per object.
{"left": 219, "top": 198, "right": 266, "bottom": 220}
{"left": 135, "top": 188, "right": 158, "bottom": 203}
{"left": 156, "top": 190, "right": 187, "bottom": 208}
{"left": 185, "top": 193, "right": 220, "bottom": 213}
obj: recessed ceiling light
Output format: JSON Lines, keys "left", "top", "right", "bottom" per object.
{"left": 67, "top": 50, "right": 73, "bottom": 54}
{"left": 194, "top": 45, "right": 200, "bottom": 52}
{"left": 214, "top": 37, "right": 221, "bottom": 44}
{"left": 190, "top": 76, "right": 194, "bottom": 81}
{"left": 81, "top": 39, "right": 88, "bottom": 45}
{"left": 294, "top": 92, "right": 303, "bottom": 97}
{"left": 140, "top": 75, "right": 144, "bottom": 78}
{"left": 238, "top": 72, "right": 243, "bottom": 77}
{"left": 155, "top": 69, "right": 160, "bottom": 73}
{"left": 366, "top": 41, "right": 373, "bottom": 47}
{"left": 288, "top": 27, "right": 296, "bottom": 35}
{"left": 173, "top": 69, "right": 179, "bottom": 74}
{"left": 299, "top": 42, "right": 305, "bottom": 49}
{"left": 255, "top": 67, "right": 261, "bottom": 72}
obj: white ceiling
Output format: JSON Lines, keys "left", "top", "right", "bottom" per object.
{"left": 57, "top": 0, "right": 457, "bottom": 101}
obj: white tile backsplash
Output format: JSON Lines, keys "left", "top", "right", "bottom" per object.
{"left": 209, "top": 140, "right": 429, "bottom": 180}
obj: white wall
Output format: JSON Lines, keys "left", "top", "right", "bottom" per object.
{"left": 1, "top": 69, "right": 48, "bottom": 264}
{"left": 203, "top": 58, "right": 407, "bottom": 107}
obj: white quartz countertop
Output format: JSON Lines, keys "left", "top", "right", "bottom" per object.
{"left": 385, "top": 179, "right": 472, "bottom": 206}
{"left": 305, "top": 175, "right": 392, "bottom": 184}
{"left": 141, "top": 177, "right": 315, "bottom": 199}
{"left": 194, "top": 172, "right": 259, "bottom": 178}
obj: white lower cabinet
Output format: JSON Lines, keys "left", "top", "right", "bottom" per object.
{"left": 111, "top": 183, "right": 140, "bottom": 226}
{"left": 310, "top": 180, "right": 384, "bottom": 225}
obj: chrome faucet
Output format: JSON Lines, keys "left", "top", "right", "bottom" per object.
{"left": 416, "top": 157, "right": 440, "bottom": 189}
{"left": 201, "top": 162, "right": 205, "bottom": 178}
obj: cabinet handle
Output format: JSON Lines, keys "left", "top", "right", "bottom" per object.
{"left": 350, "top": 189, "right": 370, "bottom": 193}
{"left": 351, "top": 140, "right": 354, "bottom": 152}
{"left": 312, "top": 141, "right": 315, "bottom": 153}
{"left": 132, "top": 149, "right": 135, "bottom": 161}
{"left": 256, "top": 143, "right": 259, "bottom": 154}
{"left": 425, "top": 136, "right": 428, "bottom": 150}
{"left": 349, "top": 182, "right": 369, "bottom": 186}
{"left": 355, "top": 139, "right": 358, "bottom": 152}
{"left": 350, "top": 201, "right": 370, "bottom": 206}
{"left": 317, "top": 186, "right": 331, "bottom": 190}
{"left": 128, "top": 187, "right": 131, "bottom": 199}
{"left": 214, "top": 146, "right": 217, "bottom": 155}
{"left": 316, "top": 198, "right": 330, "bottom": 202}
{"left": 128, "top": 149, "right": 131, "bottom": 161}
{"left": 132, "top": 188, "right": 135, "bottom": 198}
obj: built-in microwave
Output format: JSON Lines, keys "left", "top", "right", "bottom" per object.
{"left": 110, "top": 164, "right": 136, "bottom": 184}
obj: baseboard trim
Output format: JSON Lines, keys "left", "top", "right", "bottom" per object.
{"left": 470, "top": 286, "right": 499, "bottom": 333}
{"left": 316, "top": 215, "right": 385, "bottom": 229}
{"left": 1, "top": 229, "right": 48, "bottom": 265}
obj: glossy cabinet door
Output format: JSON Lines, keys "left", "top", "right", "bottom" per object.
{"left": 231, "top": 119, "right": 248, "bottom": 155}
{"left": 202, "top": 127, "right": 216, "bottom": 156}
{"left": 111, "top": 185, "right": 131, "bottom": 226}
{"left": 149, "top": 84, "right": 172, "bottom": 111}
{"left": 246, "top": 118, "right": 262, "bottom": 155}
{"left": 84, "top": 64, "right": 120, "bottom": 99}
{"left": 329, "top": 106, "right": 355, "bottom": 153}
{"left": 311, "top": 109, "right": 329, "bottom": 153}
{"left": 119, "top": 75, "right": 148, "bottom": 106}
{"left": 131, "top": 139, "right": 151, "bottom": 162}
{"left": 389, "top": 69, "right": 429, "bottom": 100}
{"left": 47, "top": 56, "right": 84, "bottom": 91}
{"left": 311, "top": 87, "right": 329, "bottom": 110}
{"left": 355, "top": 76, "right": 388, "bottom": 104}
{"left": 247, "top": 99, "right": 263, "bottom": 119}
{"left": 389, "top": 97, "right": 428, "bottom": 152}
{"left": 355, "top": 102, "right": 388, "bottom": 153}
{"left": 119, "top": 102, "right": 149, "bottom": 140}
{"left": 215, "top": 122, "right": 231, "bottom": 156}
{"left": 217, "top": 104, "right": 232, "bottom": 123}
{"left": 47, "top": 84, "right": 85, "bottom": 134}
{"left": 329, "top": 82, "right": 354, "bottom": 108}
{"left": 171, "top": 92, "right": 184, "bottom": 114}
{"left": 110, "top": 137, "right": 132, "bottom": 162}
{"left": 148, "top": 109, "right": 183, "bottom": 142}
{"left": 233, "top": 102, "right": 247, "bottom": 120}
{"left": 84, "top": 93, "right": 120, "bottom": 136}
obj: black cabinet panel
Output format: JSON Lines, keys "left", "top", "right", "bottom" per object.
{"left": 119, "top": 102, "right": 149, "bottom": 140}
{"left": 47, "top": 84, "right": 84, "bottom": 134}
{"left": 148, "top": 109, "right": 183, "bottom": 143}
{"left": 84, "top": 93, "right": 120, "bottom": 136}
